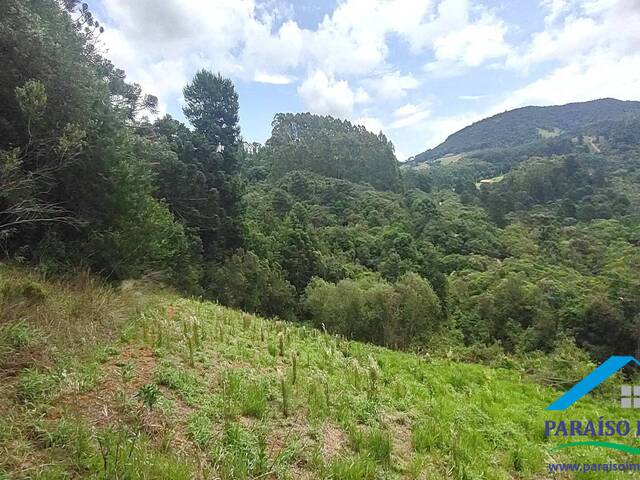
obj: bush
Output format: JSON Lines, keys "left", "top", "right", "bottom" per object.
{"left": 207, "top": 249, "right": 297, "bottom": 319}
{"left": 0, "top": 280, "right": 46, "bottom": 303}
{"left": 305, "top": 273, "right": 444, "bottom": 349}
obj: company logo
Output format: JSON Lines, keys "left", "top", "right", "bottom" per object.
{"left": 547, "top": 356, "right": 640, "bottom": 411}
{"left": 545, "top": 356, "right": 640, "bottom": 455}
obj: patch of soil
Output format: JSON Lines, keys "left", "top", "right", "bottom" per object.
{"left": 320, "top": 422, "right": 348, "bottom": 459}
{"left": 381, "top": 411, "right": 413, "bottom": 461}
{"left": 52, "top": 344, "right": 158, "bottom": 428}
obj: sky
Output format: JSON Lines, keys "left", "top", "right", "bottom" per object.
{"left": 91, "top": 0, "right": 640, "bottom": 161}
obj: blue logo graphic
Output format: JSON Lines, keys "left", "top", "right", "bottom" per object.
{"left": 547, "top": 356, "right": 640, "bottom": 411}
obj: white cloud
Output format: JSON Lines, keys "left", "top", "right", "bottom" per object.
{"left": 366, "top": 71, "right": 420, "bottom": 101}
{"left": 354, "top": 116, "right": 385, "bottom": 133}
{"left": 297, "top": 71, "right": 355, "bottom": 117}
{"left": 94, "top": 0, "right": 640, "bottom": 158}
{"left": 389, "top": 103, "right": 431, "bottom": 129}
{"left": 498, "top": 53, "right": 640, "bottom": 110}
{"left": 511, "top": 0, "right": 640, "bottom": 69}
{"left": 424, "top": 11, "right": 511, "bottom": 73}
{"left": 253, "top": 72, "right": 294, "bottom": 85}
{"left": 354, "top": 87, "right": 371, "bottom": 104}
{"left": 393, "top": 103, "right": 422, "bottom": 118}
{"left": 459, "top": 94, "right": 486, "bottom": 100}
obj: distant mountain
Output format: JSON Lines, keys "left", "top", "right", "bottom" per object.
{"left": 407, "top": 98, "right": 640, "bottom": 165}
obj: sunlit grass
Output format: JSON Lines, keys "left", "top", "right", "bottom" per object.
{"left": 1, "top": 265, "right": 639, "bottom": 479}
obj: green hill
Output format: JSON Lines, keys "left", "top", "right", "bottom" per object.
{"left": 1, "top": 265, "right": 637, "bottom": 479}
{"left": 408, "top": 98, "right": 640, "bottom": 165}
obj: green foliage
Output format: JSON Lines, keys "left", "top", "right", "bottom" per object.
{"left": 305, "top": 273, "right": 444, "bottom": 349}
{"left": 349, "top": 427, "right": 392, "bottom": 464}
{"left": 91, "top": 133, "right": 201, "bottom": 287}
{"left": 265, "top": 113, "right": 401, "bottom": 191}
{"left": 147, "top": 114, "right": 243, "bottom": 261}
{"left": 15, "top": 79, "right": 47, "bottom": 120}
{"left": 0, "top": 321, "right": 34, "bottom": 365}
{"left": 183, "top": 70, "right": 240, "bottom": 157}
{"left": 137, "top": 383, "right": 161, "bottom": 410}
{"left": 212, "top": 422, "right": 269, "bottom": 479}
{"left": 207, "top": 249, "right": 296, "bottom": 319}
{"left": 411, "top": 98, "right": 640, "bottom": 164}
{"left": 16, "top": 368, "right": 60, "bottom": 404}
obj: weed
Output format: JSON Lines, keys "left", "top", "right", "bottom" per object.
{"left": 16, "top": 368, "right": 59, "bottom": 404}
{"left": 186, "top": 333, "right": 195, "bottom": 367}
{"left": 278, "top": 333, "right": 285, "bottom": 356}
{"left": 291, "top": 351, "right": 298, "bottom": 385}
{"left": 1, "top": 280, "right": 47, "bottom": 303}
{"left": 281, "top": 376, "right": 289, "bottom": 417}
{"left": 412, "top": 418, "right": 446, "bottom": 452}
{"left": 350, "top": 426, "right": 392, "bottom": 465}
{"left": 137, "top": 383, "right": 161, "bottom": 410}
{"left": 211, "top": 422, "right": 268, "bottom": 480}
{"left": 188, "top": 412, "right": 216, "bottom": 447}
{"left": 326, "top": 455, "right": 377, "bottom": 480}
{"left": 241, "top": 381, "right": 268, "bottom": 419}
{"left": 119, "top": 362, "right": 134, "bottom": 382}
{"left": 0, "top": 321, "right": 34, "bottom": 362}
{"left": 242, "top": 314, "right": 251, "bottom": 330}
{"left": 155, "top": 362, "right": 202, "bottom": 403}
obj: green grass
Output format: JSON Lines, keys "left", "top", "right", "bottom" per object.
{"left": 2, "top": 265, "right": 640, "bottom": 478}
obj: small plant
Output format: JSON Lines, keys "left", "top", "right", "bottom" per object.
{"left": 412, "top": 418, "right": 445, "bottom": 452}
{"left": 119, "top": 362, "right": 134, "bottom": 382}
{"left": 137, "top": 383, "right": 161, "bottom": 410}
{"left": 155, "top": 319, "right": 164, "bottom": 348}
{"left": 241, "top": 381, "right": 268, "bottom": 418}
{"left": 96, "top": 427, "right": 138, "bottom": 479}
{"left": 0, "top": 321, "right": 33, "bottom": 363}
{"left": 16, "top": 368, "right": 59, "bottom": 404}
{"left": 351, "top": 427, "right": 392, "bottom": 465}
{"left": 155, "top": 363, "right": 203, "bottom": 404}
{"left": 213, "top": 422, "right": 269, "bottom": 479}
{"left": 192, "top": 317, "right": 201, "bottom": 348}
{"left": 327, "top": 455, "right": 376, "bottom": 480}
{"left": 0, "top": 280, "right": 46, "bottom": 303}
{"left": 242, "top": 314, "right": 252, "bottom": 330}
{"left": 278, "top": 333, "right": 285, "bottom": 356}
{"left": 185, "top": 333, "right": 195, "bottom": 367}
{"left": 367, "top": 356, "right": 380, "bottom": 399}
{"left": 281, "top": 376, "right": 289, "bottom": 417}
{"left": 324, "top": 379, "right": 331, "bottom": 408}
{"left": 292, "top": 351, "right": 298, "bottom": 385}
{"left": 142, "top": 318, "right": 149, "bottom": 343}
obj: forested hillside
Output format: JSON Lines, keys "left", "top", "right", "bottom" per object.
{"left": 3, "top": 1, "right": 640, "bottom": 477}
{"left": 408, "top": 98, "right": 640, "bottom": 164}
{"left": 2, "top": 0, "right": 640, "bottom": 365}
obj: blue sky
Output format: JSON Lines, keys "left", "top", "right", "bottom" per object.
{"left": 93, "top": 0, "right": 640, "bottom": 160}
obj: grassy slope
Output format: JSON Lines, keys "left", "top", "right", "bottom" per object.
{"left": 1, "top": 266, "right": 638, "bottom": 479}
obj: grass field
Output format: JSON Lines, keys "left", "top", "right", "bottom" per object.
{"left": 1, "top": 265, "right": 639, "bottom": 479}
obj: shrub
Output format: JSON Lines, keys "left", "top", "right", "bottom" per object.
{"left": 207, "top": 249, "right": 296, "bottom": 319}
{"left": 305, "top": 273, "right": 444, "bottom": 349}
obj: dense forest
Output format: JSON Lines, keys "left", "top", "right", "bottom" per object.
{"left": 2, "top": 0, "right": 640, "bottom": 368}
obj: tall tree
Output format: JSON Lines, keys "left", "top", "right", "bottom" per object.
{"left": 183, "top": 70, "right": 240, "bottom": 169}
{"left": 173, "top": 71, "right": 244, "bottom": 258}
